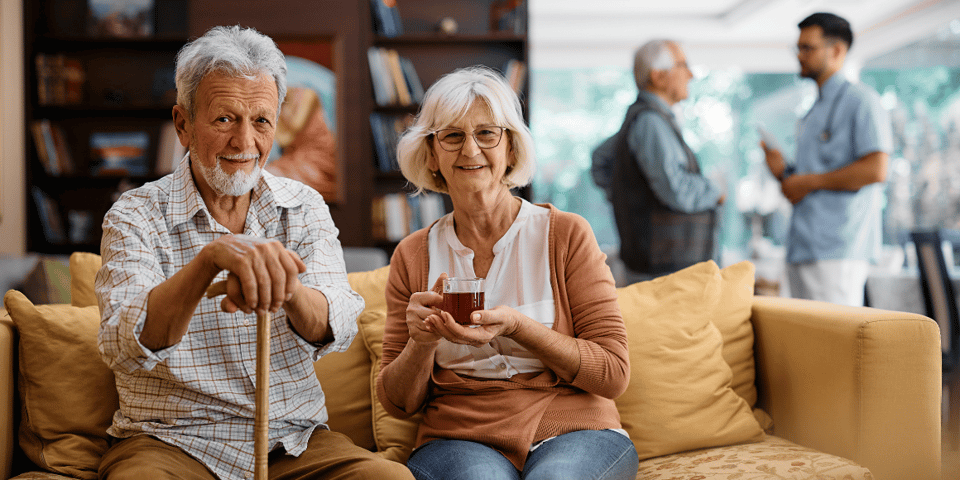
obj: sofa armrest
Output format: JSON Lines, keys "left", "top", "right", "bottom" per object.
{"left": 752, "top": 296, "right": 941, "bottom": 480}
{"left": 1, "top": 315, "right": 15, "bottom": 479}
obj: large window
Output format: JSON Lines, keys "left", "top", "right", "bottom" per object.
{"left": 530, "top": 65, "right": 960, "bottom": 265}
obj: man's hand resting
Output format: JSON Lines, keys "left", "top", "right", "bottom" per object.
{"left": 205, "top": 234, "right": 307, "bottom": 315}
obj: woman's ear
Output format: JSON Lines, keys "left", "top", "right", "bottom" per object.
{"left": 426, "top": 143, "right": 439, "bottom": 172}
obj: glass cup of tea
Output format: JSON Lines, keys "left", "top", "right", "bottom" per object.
{"left": 441, "top": 277, "right": 485, "bottom": 325}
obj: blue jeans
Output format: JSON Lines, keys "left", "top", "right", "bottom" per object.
{"left": 406, "top": 430, "right": 639, "bottom": 480}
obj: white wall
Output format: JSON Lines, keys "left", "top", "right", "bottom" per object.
{"left": 0, "top": 0, "right": 25, "bottom": 255}
{"left": 528, "top": 0, "right": 960, "bottom": 72}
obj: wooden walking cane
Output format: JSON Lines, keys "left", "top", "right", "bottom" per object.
{"left": 206, "top": 281, "right": 270, "bottom": 480}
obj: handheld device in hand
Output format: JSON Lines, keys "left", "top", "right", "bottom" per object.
{"left": 757, "top": 126, "right": 781, "bottom": 152}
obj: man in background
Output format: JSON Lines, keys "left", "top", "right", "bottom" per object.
{"left": 762, "top": 12, "right": 892, "bottom": 306}
{"left": 592, "top": 39, "right": 724, "bottom": 284}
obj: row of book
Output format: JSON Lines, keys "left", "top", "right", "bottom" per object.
{"left": 31, "top": 187, "right": 96, "bottom": 245}
{"left": 372, "top": 192, "right": 446, "bottom": 242}
{"left": 30, "top": 120, "right": 185, "bottom": 177}
{"left": 370, "top": 112, "right": 414, "bottom": 172}
{"left": 35, "top": 53, "right": 86, "bottom": 106}
{"left": 368, "top": 47, "right": 424, "bottom": 107}
{"left": 30, "top": 120, "right": 74, "bottom": 175}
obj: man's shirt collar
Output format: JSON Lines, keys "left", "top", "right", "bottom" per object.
{"left": 166, "top": 152, "right": 305, "bottom": 232}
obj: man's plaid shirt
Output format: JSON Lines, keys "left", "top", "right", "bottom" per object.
{"left": 96, "top": 155, "right": 364, "bottom": 480}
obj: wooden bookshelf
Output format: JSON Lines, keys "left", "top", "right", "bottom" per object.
{"left": 23, "top": 0, "right": 189, "bottom": 254}
{"left": 22, "top": 0, "right": 528, "bottom": 254}
{"left": 367, "top": 0, "right": 529, "bottom": 251}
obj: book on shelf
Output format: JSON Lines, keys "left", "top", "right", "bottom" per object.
{"left": 370, "top": 0, "right": 403, "bottom": 38}
{"left": 155, "top": 121, "right": 186, "bottom": 175}
{"left": 29, "top": 120, "right": 74, "bottom": 175}
{"left": 48, "top": 122, "right": 74, "bottom": 175}
{"left": 367, "top": 47, "right": 422, "bottom": 107}
{"left": 87, "top": 0, "right": 154, "bottom": 38}
{"left": 30, "top": 120, "right": 58, "bottom": 175}
{"left": 399, "top": 57, "right": 424, "bottom": 104}
{"left": 503, "top": 59, "right": 527, "bottom": 94}
{"left": 371, "top": 192, "right": 446, "bottom": 242}
{"left": 31, "top": 187, "right": 66, "bottom": 245}
{"left": 384, "top": 49, "right": 412, "bottom": 106}
{"left": 370, "top": 112, "right": 415, "bottom": 172}
{"left": 489, "top": 0, "right": 527, "bottom": 34}
{"left": 89, "top": 130, "right": 150, "bottom": 176}
{"left": 35, "top": 54, "right": 86, "bottom": 106}
{"left": 367, "top": 47, "right": 395, "bottom": 106}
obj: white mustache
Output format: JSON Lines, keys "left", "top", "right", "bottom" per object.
{"left": 219, "top": 153, "right": 260, "bottom": 161}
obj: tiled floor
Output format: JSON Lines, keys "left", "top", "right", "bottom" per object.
{"left": 944, "top": 369, "right": 959, "bottom": 479}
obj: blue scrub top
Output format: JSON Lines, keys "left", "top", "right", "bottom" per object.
{"left": 786, "top": 73, "right": 893, "bottom": 264}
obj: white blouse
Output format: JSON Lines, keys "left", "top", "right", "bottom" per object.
{"left": 427, "top": 199, "right": 555, "bottom": 379}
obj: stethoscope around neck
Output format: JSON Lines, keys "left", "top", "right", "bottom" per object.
{"left": 814, "top": 81, "right": 851, "bottom": 143}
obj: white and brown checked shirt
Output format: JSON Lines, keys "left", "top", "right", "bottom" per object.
{"left": 96, "top": 154, "right": 364, "bottom": 480}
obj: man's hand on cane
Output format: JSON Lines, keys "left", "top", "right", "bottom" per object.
{"left": 204, "top": 234, "right": 307, "bottom": 315}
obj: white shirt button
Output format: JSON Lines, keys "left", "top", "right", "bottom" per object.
{"left": 243, "top": 319, "right": 251, "bottom": 326}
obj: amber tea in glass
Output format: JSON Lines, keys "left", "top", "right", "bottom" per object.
{"left": 441, "top": 277, "right": 485, "bottom": 325}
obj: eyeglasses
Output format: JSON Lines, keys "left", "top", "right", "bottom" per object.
{"left": 432, "top": 126, "right": 507, "bottom": 152}
{"left": 794, "top": 41, "right": 835, "bottom": 55}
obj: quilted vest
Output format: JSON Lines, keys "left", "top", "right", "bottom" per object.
{"left": 610, "top": 95, "right": 717, "bottom": 275}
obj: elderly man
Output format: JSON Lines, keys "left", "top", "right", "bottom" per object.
{"left": 762, "top": 13, "right": 892, "bottom": 306}
{"left": 95, "top": 26, "right": 413, "bottom": 480}
{"left": 592, "top": 39, "right": 725, "bottom": 284}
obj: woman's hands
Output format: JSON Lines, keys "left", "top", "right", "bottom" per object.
{"left": 405, "top": 275, "right": 446, "bottom": 344}
{"left": 406, "top": 273, "right": 523, "bottom": 347}
{"left": 427, "top": 305, "right": 522, "bottom": 348}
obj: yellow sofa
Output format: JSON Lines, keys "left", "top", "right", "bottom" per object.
{"left": 0, "top": 253, "right": 942, "bottom": 480}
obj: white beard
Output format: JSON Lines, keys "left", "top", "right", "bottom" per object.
{"left": 196, "top": 153, "right": 264, "bottom": 196}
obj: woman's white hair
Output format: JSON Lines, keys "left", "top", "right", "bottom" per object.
{"left": 175, "top": 25, "right": 287, "bottom": 120}
{"left": 633, "top": 39, "right": 677, "bottom": 90}
{"left": 396, "top": 65, "right": 535, "bottom": 195}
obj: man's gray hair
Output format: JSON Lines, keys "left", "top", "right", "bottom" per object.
{"left": 633, "top": 39, "right": 677, "bottom": 90}
{"left": 175, "top": 25, "right": 287, "bottom": 120}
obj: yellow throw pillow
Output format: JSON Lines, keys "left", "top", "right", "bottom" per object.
{"left": 712, "top": 260, "right": 758, "bottom": 407}
{"left": 3, "top": 290, "right": 119, "bottom": 480}
{"left": 70, "top": 252, "right": 102, "bottom": 308}
{"left": 314, "top": 329, "right": 376, "bottom": 450}
{"left": 349, "top": 265, "right": 421, "bottom": 463}
{"left": 614, "top": 261, "right": 764, "bottom": 461}
{"left": 312, "top": 268, "right": 388, "bottom": 451}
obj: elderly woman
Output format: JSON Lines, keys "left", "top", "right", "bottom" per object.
{"left": 376, "top": 66, "right": 639, "bottom": 480}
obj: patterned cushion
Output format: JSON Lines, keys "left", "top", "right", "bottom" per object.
{"left": 10, "top": 473, "right": 78, "bottom": 480}
{"left": 636, "top": 435, "right": 872, "bottom": 479}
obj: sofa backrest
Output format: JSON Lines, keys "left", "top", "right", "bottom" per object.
{"left": 3, "top": 252, "right": 771, "bottom": 477}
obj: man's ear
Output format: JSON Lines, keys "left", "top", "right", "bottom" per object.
{"left": 172, "top": 105, "right": 191, "bottom": 149}
{"left": 647, "top": 69, "right": 666, "bottom": 91}
{"left": 830, "top": 41, "right": 847, "bottom": 62}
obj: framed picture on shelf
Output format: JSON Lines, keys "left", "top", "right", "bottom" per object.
{"left": 87, "top": 0, "right": 155, "bottom": 38}
{"left": 89, "top": 130, "right": 150, "bottom": 176}
{"left": 266, "top": 37, "right": 342, "bottom": 204}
